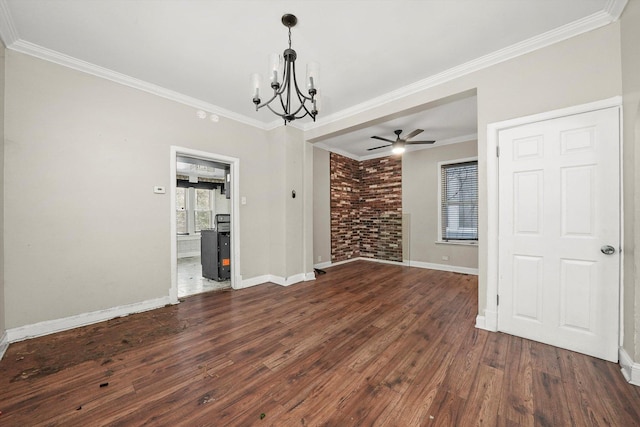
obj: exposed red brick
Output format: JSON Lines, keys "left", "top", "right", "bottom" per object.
{"left": 330, "top": 153, "right": 402, "bottom": 263}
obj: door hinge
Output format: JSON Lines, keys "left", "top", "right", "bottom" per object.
{"left": 497, "top": 294, "right": 499, "bottom": 306}
{"left": 496, "top": 146, "right": 500, "bottom": 157}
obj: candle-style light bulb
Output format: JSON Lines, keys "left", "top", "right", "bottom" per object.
{"left": 269, "top": 53, "right": 281, "bottom": 88}
{"left": 251, "top": 73, "right": 261, "bottom": 105}
{"left": 306, "top": 62, "right": 319, "bottom": 95}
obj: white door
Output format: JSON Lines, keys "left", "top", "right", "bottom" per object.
{"left": 497, "top": 107, "right": 620, "bottom": 362}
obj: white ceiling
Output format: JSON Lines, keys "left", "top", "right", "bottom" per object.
{"left": 316, "top": 94, "right": 478, "bottom": 159}
{"left": 0, "top": 0, "right": 626, "bottom": 159}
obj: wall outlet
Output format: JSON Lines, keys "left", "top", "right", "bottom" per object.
{"left": 442, "top": 255, "right": 449, "bottom": 261}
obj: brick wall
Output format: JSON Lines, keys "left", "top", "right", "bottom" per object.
{"left": 359, "top": 156, "right": 403, "bottom": 261}
{"left": 330, "top": 153, "right": 361, "bottom": 261}
{"left": 330, "top": 153, "right": 402, "bottom": 263}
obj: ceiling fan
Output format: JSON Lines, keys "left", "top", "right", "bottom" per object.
{"left": 368, "top": 129, "right": 435, "bottom": 154}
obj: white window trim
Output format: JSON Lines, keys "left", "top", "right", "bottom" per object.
{"left": 176, "top": 187, "right": 189, "bottom": 235}
{"left": 435, "top": 240, "right": 478, "bottom": 246}
{"left": 437, "top": 156, "right": 479, "bottom": 244}
{"left": 194, "top": 188, "right": 215, "bottom": 233}
{"left": 188, "top": 187, "right": 196, "bottom": 234}
{"left": 177, "top": 187, "right": 216, "bottom": 235}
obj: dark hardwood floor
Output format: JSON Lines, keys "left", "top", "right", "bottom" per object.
{"left": 1, "top": 261, "right": 639, "bottom": 426}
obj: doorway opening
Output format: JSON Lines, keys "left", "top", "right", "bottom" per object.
{"left": 170, "top": 147, "right": 240, "bottom": 302}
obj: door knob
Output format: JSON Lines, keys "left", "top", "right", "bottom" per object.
{"left": 600, "top": 245, "right": 616, "bottom": 255}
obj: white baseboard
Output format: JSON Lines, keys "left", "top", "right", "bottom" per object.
{"left": 237, "top": 274, "right": 270, "bottom": 289}
{"left": 0, "top": 331, "right": 8, "bottom": 361}
{"left": 363, "top": 257, "right": 407, "bottom": 266}
{"left": 319, "top": 258, "right": 358, "bottom": 268}
{"left": 313, "top": 257, "right": 477, "bottom": 275}
{"left": 238, "top": 272, "right": 315, "bottom": 289}
{"left": 269, "top": 274, "right": 292, "bottom": 287}
{"left": 483, "top": 308, "right": 498, "bottom": 331}
{"left": 6, "top": 296, "right": 172, "bottom": 344}
{"left": 620, "top": 347, "right": 640, "bottom": 386}
{"left": 271, "top": 273, "right": 308, "bottom": 287}
{"left": 315, "top": 257, "right": 408, "bottom": 269}
{"left": 313, "top": 261, "right": 332, "bottom": 269}
{"left": 0, "top": 264, "right": 317, "bottom": 359}
{"left": 408, "top": 260, "right": 479, "bottom": 275}
{"left": 475, "top": 307, "right": 498, "bottom": 332}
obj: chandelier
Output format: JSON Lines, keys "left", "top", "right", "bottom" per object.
{"left": 251, "top": 14, "right": 319, "bottom": 123}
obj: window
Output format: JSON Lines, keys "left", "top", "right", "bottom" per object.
{"left": 194, "top": 189, "right": 213, "bottom": 232}
{"left": 176, "top": 187, "right": 215, "bottom": 235}
{"left": 176, "top": 187, "right": 188, "bottom": 234}
{"left": 440, "top": 160, "right": 478, "bottom": 242}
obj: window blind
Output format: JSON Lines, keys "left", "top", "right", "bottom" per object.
{"left": 441, "top": 161, "right": 478, "bottom": 241}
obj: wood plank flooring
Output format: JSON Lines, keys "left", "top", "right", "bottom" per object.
{"left": 1, "top": 261, "right": 639, "bottom": 426}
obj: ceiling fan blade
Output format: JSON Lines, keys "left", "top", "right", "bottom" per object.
{"left": 406, "top": 140, "right": 436, "bottom": 145}
{"left": 367, "top": 144, "right": 391, "bottom": 151}
{"left": 404, "top": 129, "right": 424, "bottom": 141}
{"left": 371, "top": 136, "right": 395, "bottom": 143}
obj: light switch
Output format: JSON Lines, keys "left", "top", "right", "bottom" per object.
{"left": 154, "top": 186, "right": 166, "bottom": 194}
{"left": 241, "top": 196, "right": 247, "bottom": 205}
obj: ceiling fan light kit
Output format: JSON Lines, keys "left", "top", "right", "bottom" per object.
{"left": 251, "top": 14, "right": 319, "bottom": 124}
{"left": 368, "top": 129, "right": 436, "bottom": 154}
{"left": 392, "top": 144, "right": 406, "bottom": 154}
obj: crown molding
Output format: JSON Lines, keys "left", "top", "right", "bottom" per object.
{"left": 0, "top": 0, "right": 310, "bottom": 133}
{"left": 7, "top": 39, "right": 309, "bottom": 132}
{"left": 425, "top": 133, "right": 478, "bottom": 148}
{"left": 0, "top": 0, "right": 18, "bottom": 47}
{"left": 313, "top": 142, "right": 361, "bottom": 161}
{"left": 303, "top": 0, "right": 628, "bottom": 133}
{"left": 264, "top": 118, "right": 306, "bottom": 132}
{"left": 0, "top": 0, "right": 627, "bottom": 135}
{"left": 605, "top": 0, "right": 628, "bottom": 20}
{"left": 357, "top": 151, "right": 400, "bottom": 162}
{"left": 6, "top": 38, "right": 271, "bottom": 130}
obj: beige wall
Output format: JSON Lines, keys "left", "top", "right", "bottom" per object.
{"left": 267, "top": 126, "right": 287, "bottom": 278}
{"left": 621, "top": 0, "right": 640, "bottom": 362}
{"left": 312, "top": 147, "right": 331, "bottom": 265}
{"left": 265, "top": 125, "right": 311, "bottom": 280}
{"left": 307, "top": 23, "right": 622, "bottom": 329}
{"left": 402, "top": 140, "right": 478, "bottom": 269}
{"left": 3, "top": 51, "right": 283, "bottom": 328}
{"left": 303, "top": 140, "right": 314, "bottom": 275}
{"left": 285, "top": 126, "right": 306, "bottom": 278}
{"left": 0, "top": 43, "right": 5, "bottom": 336}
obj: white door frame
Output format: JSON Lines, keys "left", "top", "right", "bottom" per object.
{"left": 169, "top": 146, "right": 241, "bottom": 303}
{"left": 478, "top": 96, "right": 623, "bottom": 344}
